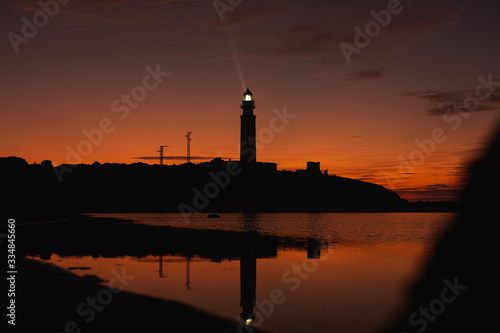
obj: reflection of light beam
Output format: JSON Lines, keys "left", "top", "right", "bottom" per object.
{"left": 226, "top": 29, "right": 246, "bottom": 91}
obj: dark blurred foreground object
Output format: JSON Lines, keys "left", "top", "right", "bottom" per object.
{"left": 15, "top": 258, "right": 271, "bottom": 333}
{"left": 382, "top": 122, "right": 500, "bottom": 333}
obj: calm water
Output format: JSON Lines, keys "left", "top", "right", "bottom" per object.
{"left": 89, "top": 212, "right": 452, "bottom": 244}
{"left": 32, "top": 213, "right": 455, "bottom": 333}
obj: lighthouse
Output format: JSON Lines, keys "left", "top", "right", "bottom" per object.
{"left": 240, "top": 88, "right": 256, "bottom": 166}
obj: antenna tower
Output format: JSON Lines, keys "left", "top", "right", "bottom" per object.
{"left": 186, "top": 132, "right": 192, "bottom": 163}
{"left": 157, "top": 145, "right": 168, "bottom": 165}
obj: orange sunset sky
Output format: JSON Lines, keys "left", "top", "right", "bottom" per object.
{"left": 1, "top": 0, "right": 500, "bottom": 201}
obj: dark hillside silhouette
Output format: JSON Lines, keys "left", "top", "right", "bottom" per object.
{"left": 0, "top": 157, "right": 455, "bottom": 213}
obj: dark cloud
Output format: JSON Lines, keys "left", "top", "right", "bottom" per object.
{"left": 393, "top": 6, "right": 461, "bottom": 33}
{"left": 396, "top": 183, "right": 463, "bottom": 201}
{"left": 356, "top": 174, "right": 380, "bottom": 182}
{"left": 399, "top": 88, "right": 500, "bottom": 115}
{"left": 340, "top": 68, "right": 386, "bottom": 82}
{"left": 199, "top": 0, "right": 466, "bottom": 69}
{"left": 4, "top": 0, "right": 474, "bottom": 71}
{"left": 272, "top": 31, "right": 339, "bottom": 60}
{"left": 9, "top": 0, "right": 196, "bottom": 27}
{"left": 333, "top": 1, "right": 462, "bottom": 63}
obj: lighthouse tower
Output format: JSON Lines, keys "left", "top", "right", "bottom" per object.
{"left": 240, "top": 88, "right": 256, "bottom": 165}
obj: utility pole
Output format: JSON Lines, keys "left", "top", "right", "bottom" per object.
{"left": 186, "top": 132, "right": 192, "bottom": 163}
{"left": 157, "top": 145, "right": 168, "bottom": 165}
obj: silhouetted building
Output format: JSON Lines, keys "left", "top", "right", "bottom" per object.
{"left": 307, "top": 238, "right": 321, "bottom": 259}
{"left": 240, "top": 89, "right": 257, "bottom": 166}
{"left": 307, "top": 161, "right": 321, "bottom": 174}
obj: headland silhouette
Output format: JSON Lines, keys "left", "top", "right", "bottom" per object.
{"left": 0, "top": 156, "right": 457, "bottom": 214}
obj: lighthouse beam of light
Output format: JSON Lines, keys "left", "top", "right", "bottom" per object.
{"left": 226, "top": 28, "right": 246, "bottom": 91}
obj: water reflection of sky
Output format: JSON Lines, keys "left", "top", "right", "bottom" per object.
{"left": 29, "top": 213, "right": 454, "bottom": 332}
{"left": 33, "top": 242, "right": 432, "bottom": 333}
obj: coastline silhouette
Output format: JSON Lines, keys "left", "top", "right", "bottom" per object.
{"left": 0, "top": 89, "right": 458, "bottom": 214}
{"left": 0, "top": 156, "right": 457, "bottom": 214}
